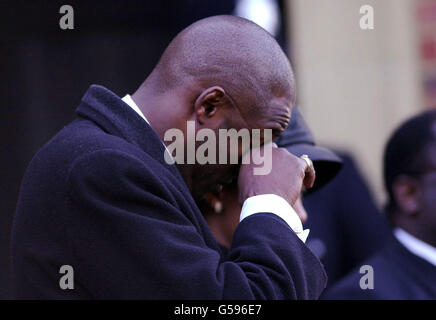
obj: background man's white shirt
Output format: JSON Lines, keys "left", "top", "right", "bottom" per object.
{"left": 394, "top": 228, "right": 436, "bottom": 267}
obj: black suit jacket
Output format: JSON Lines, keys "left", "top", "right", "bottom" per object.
{"left": 323, "top": 235, "right": 436, "bottom": 299}
{"left": 303, "top": 153, "right": 391, "bottom": 288}
{"left": 11, "top": 85, "right": 326, "bottom": 299}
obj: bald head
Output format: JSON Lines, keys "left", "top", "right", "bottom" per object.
{"left": 133, "top": 15, "right": 296, "bottom": 199}
{"left": 147, "top": 15, "right": 295, "bottom": 113}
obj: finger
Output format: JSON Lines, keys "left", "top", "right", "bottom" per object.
{"left": 302, "top": 161, "right": 316, "bottom": 189}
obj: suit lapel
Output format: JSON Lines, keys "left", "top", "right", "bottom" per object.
{"left": 387, "top": 237, "right": 436, "bottom": 297}
{"left": 75, "top": 84, "right": 184, "bottom": 182}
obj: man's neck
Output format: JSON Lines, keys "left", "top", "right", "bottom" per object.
{"left": 132, "top": 87, "right": 195, "bottom": 195}
{"left": 132, "top": 92, "right": 171, "bottom": 143}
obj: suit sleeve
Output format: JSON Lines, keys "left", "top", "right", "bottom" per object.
{"left": 66, "top": 149, "right": 326, "bottom": 299}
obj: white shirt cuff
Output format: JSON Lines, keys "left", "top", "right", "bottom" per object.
{"left": 240, "top": 194, "right": 310, "bottom": 243}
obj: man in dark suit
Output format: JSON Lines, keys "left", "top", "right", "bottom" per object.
{"left": 11, "top": 15, "right": 327, "bottom": 299}
{"left": 324, "top": 110, "right": 436, "bottom": 299}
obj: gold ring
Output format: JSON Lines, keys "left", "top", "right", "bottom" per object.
{"left": 300, "top": 154, "right": 314, "bottom": 172}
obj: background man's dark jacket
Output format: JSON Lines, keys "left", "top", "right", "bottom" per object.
{"left": 303, "top": 153, "right": 391, "bottom": 289}
{"left": 323, "top": 236, "right": 436, "bottom": 299}
{"left": 11, "top": 85, "right": 326, "bottom": 299}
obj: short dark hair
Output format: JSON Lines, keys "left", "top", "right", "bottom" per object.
{"left": 383, "top": 109, "right": 436, "bottom": 217}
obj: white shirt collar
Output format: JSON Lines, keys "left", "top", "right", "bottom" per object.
{"left": 394, "top": 228, "right": 436, "bottom": 267}
{"left": 122, "top": 94, "right": 173, "bottom": 161}
{"left": 122, "top": 94, "right": 149, "bottom": 124}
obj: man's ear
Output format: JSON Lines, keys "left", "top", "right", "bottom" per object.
{"left": 194, "top": 86, "right": 226, "bottom": 125}
{"left": 392, "top": 175, "right": 421, "bottom": 216}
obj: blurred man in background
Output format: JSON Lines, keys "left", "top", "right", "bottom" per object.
{"left": 325, "top": 110, "right": 436, "bottom": 299}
